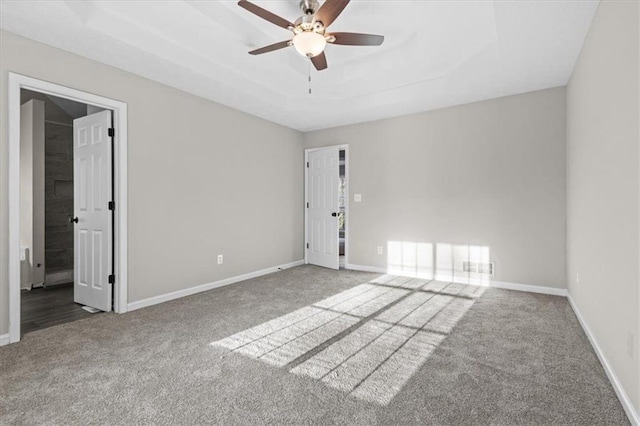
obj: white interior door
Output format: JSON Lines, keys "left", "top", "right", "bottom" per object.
{"left": 307, "top": 147, "right": 339, "bottom": 270}
{"left": 73, "top": 110, "right": 112, "bottom": 312}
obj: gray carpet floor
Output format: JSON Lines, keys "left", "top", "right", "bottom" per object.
{"left": 0, "top": 265, "right": 629, "bottom": 425}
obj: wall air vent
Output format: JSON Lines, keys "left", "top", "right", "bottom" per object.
{"left": 463, "top": 261, "right": 495, "bottom": 276}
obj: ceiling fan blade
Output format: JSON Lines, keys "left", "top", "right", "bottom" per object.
{"left": 330, "top": 32, "right": 384, "bottom": 46}
{"left": 249, "top": 40, "right": 292, "bottom": 55}
{"left": 238, "top": 0, "right": 294, "bottom": 30}
{"left": 314, "top": 0, "right": 350, "bottom": 28}
{"left": 311, "top": 52, "right": 328, "bottom": 71}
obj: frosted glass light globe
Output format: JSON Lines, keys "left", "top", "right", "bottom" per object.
{"left": 293, "top": 31, "right": 327, "bottom": 58}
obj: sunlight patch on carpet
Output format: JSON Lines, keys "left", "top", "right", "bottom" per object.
{"left": 211, "top": 275, "right": 485, "bottom": 405}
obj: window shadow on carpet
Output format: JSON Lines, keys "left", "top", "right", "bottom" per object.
{"left": 211, "top": 274, "right": 485, "bottom": 405}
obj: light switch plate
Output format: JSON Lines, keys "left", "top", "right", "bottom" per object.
{"left": 354, "top": 194, "right": 362, "bottom": 202}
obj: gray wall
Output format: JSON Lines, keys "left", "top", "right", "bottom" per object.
{"left": 0, "top": 30, "right": 305, "bottom": 335}
{"left": 566, "top": 0, "right": 639, "bottom": 412}
{"left": 305, "top": 87, "right": 567, "bottom": 289}
{"left": 44, "top": 122, "right": 74, "bottom": 274}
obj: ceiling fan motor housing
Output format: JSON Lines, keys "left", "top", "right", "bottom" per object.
{"left": 294, "top": 15, "right": 325, "bottom": 33}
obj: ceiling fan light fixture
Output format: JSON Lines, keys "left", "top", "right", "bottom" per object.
{"left": 292, "top": 31, "right": 327, "bottom": 58}
{"left": 238, "top": 0, "right": 385, "bottom": 71}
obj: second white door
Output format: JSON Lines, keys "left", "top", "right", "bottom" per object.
{"left": 307, "top": 147, "right": 339, "bottom": 270}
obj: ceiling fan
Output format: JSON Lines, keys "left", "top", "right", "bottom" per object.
{"left": 238, "top": 0, "right": 384, "bottom": 71}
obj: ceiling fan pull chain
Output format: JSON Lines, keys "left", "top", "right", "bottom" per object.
{"left": 308, "top": 61, "right": 312, "bottom": 95}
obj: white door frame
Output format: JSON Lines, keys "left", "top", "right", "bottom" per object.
{"left": 8, "top": 73, "right": 129, "bottom": 344}
{"left": 304, "top": 144, "right": 349, "bottom": 268}
{"left": 637, "top": 4, "right": 640, "bottom": 403}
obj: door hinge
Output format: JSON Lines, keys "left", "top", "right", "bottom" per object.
{"left": 108, "top": 274, "right": 115, "bottom": 284}
{"left": 306, "top": 202, "right": 309, "bottom": 208}
{"left": 108, "top": 201, "right": 115, "bottom": 211}
{"left": 108, "top": 128, "right": 115, "bottom": 138}
{"left": 306, "top": 243, "right": 309, "bottom": 249}
{"left": 306, "top": 162, "right": 309, "bottom": 168}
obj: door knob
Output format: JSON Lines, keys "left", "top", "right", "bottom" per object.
{"left": 69, "top": 216, "right": 79, "bottom": 224}
{"left": 331, "top": 212, "right": 337, "bottom": 217}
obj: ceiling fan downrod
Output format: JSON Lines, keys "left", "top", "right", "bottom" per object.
{"left": 300, "top": 0, "right": 320, "bottom": 15}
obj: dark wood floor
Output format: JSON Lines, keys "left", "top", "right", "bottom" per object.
{"left": 21, "top": 283, "right": 101, "bottom": 335}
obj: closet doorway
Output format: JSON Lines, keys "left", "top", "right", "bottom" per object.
{"left": 304, "top": 145, "right": 349, "bottom": 270}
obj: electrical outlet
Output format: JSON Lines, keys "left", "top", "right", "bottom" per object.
{"left": 628, "top": 331, "right": 634, "bottom": 359}
{"left": 576, "top": 272, "right": 580, "bottom": 287}
{"left": 217, "top": 254, "right": 223, "bottom": 265}
{"left": 377, "top": 246, "right": 383, "bottom": 255}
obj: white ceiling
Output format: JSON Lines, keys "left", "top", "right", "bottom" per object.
{"left": 1, "top": 0, "right": 599, "bottom": 131}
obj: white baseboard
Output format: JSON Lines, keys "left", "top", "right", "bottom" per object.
{"left": 568, "top": 294, "right": 640, "bottom": 426}
{"left": 0, "top": 333, "right": 10, "bottom": 346}
{"left": 345, "top": 264, "right": 566, "bottom": 297}
{"left": 345, "top": 263, "right": 387, "bottom": 274}
{"left": 489, "top": 280, "right": 567, "bottom": 297}
{"left": 127, "top": 260, "right": 304, "bottom": 312}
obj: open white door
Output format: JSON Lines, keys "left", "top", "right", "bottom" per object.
{"left": 73, "top": 110, "right": 113, "bottom": 312}
{"left": 307, "top": 147, "right": 340, "bottom": 270}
